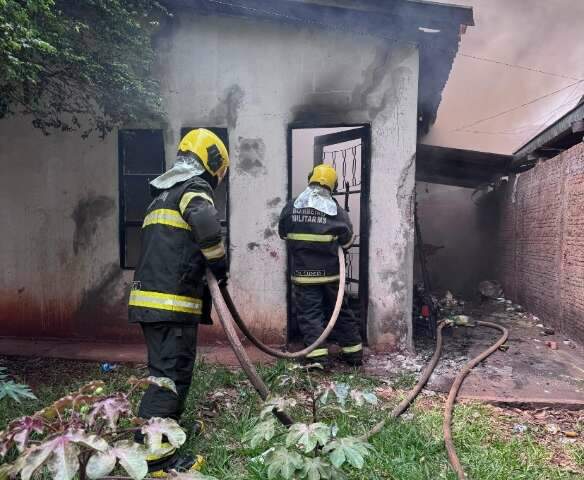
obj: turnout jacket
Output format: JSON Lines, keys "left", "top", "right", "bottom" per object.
{"left": 128, "top": 176, "right": 225, "bottom": 324}
{"left": 278, "top": 199, "right": 354, "bottom": 284}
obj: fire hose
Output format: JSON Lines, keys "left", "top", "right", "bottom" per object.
{"left": 206, "top": 255, "right": 509, "bottom": 479}
{"left": 217, "top": 247, "right": 347, "bottom": 359}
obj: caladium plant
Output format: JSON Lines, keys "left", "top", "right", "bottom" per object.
{"left": 0, "top": 376, "right": 216, "bottom": 480}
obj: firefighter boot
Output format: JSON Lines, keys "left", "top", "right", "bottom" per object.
{"left": 149, "top": 450, "right": 205, "bottom": 478}
{"left": 338, "top": 344, "right": 363, "bottom": 367}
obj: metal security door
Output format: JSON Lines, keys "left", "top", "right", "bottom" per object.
{"left": 313, "top": 126, "right": 370, "bottom": 341}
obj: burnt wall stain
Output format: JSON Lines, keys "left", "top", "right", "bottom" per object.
{"left": 72, "top": 194, "right": 115, "bottom": 255}
{"left": 292, "top": 45, "right": 411, "bottom": 124}
{"left": 236, "top": 138, "right": 267, "bottom": 177}
{"left": 264, "top": 228, "right": 276, "bottom": 239}
{"left": 269, "top": 213, "right": 280, "bottom": 228}
{"left": 267, "top": 197, "right": 282, "bottom": 207}
{"left": 209, "top": 85, "right": 245, "bottom": 130}
{"left": 247, "top": 242, "right": 260, "bottom": 251}
{"left": 17, "top": 287, "right": 25, "bottom": 294}
{"left": 76, "top": 263, "right": 127, "bottom": 334}
{"left": 350, "top": 47, "right": 401, "bottom": 120}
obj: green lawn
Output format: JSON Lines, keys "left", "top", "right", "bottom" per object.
{"left": 1, "top": 357, "right": 582, "bottom": 479}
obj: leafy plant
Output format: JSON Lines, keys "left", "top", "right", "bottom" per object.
{"left": 0, "top": 0, "right": 169, "bottom": 138}
{"left": 0, "top": 376, "right": 217, "bottom": 480}
{"left": 243, "top": 377, "right": 378, "bottom": 480}
{"left": 0, "top": 367, "right": 37, "bottom": 403}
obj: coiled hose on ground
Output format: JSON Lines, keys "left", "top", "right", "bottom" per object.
{"left": 207, "top": 264, "right": 509, "bottom": 479}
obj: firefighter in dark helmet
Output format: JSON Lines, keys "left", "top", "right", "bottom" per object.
{"left": 278, "top": 164, "right": 363, "bottom": 366}
{"left": 128, "top": 129, "right": 229, "bottom": 474}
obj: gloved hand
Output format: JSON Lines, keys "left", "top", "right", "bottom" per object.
{"left": 208, "top": 257, "right": 228, "bottom": 286}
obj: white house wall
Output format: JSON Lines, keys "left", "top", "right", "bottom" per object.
{"left": 0, "top": 13, "right": 418, "bottom": 349}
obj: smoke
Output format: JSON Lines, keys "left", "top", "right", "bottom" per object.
{"left": 425, "top": 0, "right": 584, "bottom": 154}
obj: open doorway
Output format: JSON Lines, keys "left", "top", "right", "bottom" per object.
{"left": 287, "top": 124, "right": 371, "bottom": 344}
{"left": 412, "top": 181, "right": 501, "bottom": 339}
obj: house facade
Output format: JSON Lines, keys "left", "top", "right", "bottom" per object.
{"left": 0, "top": 0, "right": 472, "bottom": 351}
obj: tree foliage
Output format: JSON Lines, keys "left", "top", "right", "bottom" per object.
{"left": 0, "top": 0, "right": 168, "bottom": 137}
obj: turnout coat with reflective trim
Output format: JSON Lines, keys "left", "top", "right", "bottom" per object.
{"left": 129, "top": 176, "right": 225, "bottom": 324}
{"left": 278, "top": 198, "right": 353, "bottom": 284}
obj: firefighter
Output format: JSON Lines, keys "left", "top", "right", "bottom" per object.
{"left": 278, "top": 164, "right": 363, "bottom": 366}
{"left": 128, "top": 129, "right": 229, "bottom": 474}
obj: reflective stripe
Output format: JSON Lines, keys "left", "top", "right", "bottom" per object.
{"left": 342, "top": 343, "right": 363, "bottom": 354}
{"left": 179, "top": 191, "right": 214, "bottom": 215}
{"left": 143, "top": 209, "right": 190, "bottom": 231}
{"left": 201, "top": 241, "right": 226, "bottom": 260}
{"left": 286, "top": 233, "right": 337, "bottom": 242}
{"left": 129, "top": 290, "right": 202, "bottom": 315}
{"left": 341, "top": 233, "right": 355, "bottom": 249}
{"left": 306, "top": 347, "right": 328, "bottom": 358}
{"left": 291, "top": 275, "right": 340, "bottom": 285}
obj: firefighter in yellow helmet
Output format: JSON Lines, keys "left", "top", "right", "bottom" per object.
{"left": 278, "top": 164, "right": 363, "bottom": 366}
{"left": 128, "top": 129, "right": 229, "bottom": 474}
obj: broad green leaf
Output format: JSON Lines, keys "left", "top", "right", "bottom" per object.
{"left": 285, "top": 423, "right": 330, "bottom": 453}
{"left": 0, "top": 415, "right": 44, "bottom": 455}
{"left": 243, "top": 418, "right": 277, "bottom": 449}
{"left": 318, "top": 383, "right": 349, "bottom": 407}
{"left": 141, "top": 417, "right": 186, "bottom": 454}
{"left": 19, "top": 441, "right": 56, "bottom": 480}
{"left": 85, "top": 451, "right": 116, "bottom": 479}
{"left": 323, "top": 437, "right": 373, "bottom": 469}
{"left": 265, "top": 447, "right": 303, "bottom": 480}
{"left": 112, "top": 440, "right": 148, "bottom": 480}
{"left": 87, "top": 394, "right": 132, "bottom": 430}
{"left": 46, "top": 441, "right": 80, "bottom": 480}
{"left": 16, "top": 430, "right": 107, "bottom": 480}
{"left": 260, "top": 396, "right": 297, "bottom": 420}
{"left": 301, "top": 457, "right": 332, "bottom": 480}
{"left": 349, "top": 390, "right": 378, "bottom": 407}
{"left": 362, "top": 392, "right": 378, "bottom": 405}
{"left": 67, "top": 430, "right": 108, "bottom": 452}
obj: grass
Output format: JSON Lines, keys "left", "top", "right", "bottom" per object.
{"left": 1, "top": 357, "right": 582, "bottom": 479}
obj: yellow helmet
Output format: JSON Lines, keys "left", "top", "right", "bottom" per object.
{"left": 178, "top": 129, "right": 230, "bottom": 179}
{"left": 308, "top": 164, "right": 338, "bottom": 191}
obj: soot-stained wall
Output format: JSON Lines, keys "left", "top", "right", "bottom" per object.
{"left": 497, "top": 143, "right": 584, "bottom": 344}
{"left": 0, "top": 13, "right": 419, "bottom": 349}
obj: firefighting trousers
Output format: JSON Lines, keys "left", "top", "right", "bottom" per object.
{"left": 137, "top": 323, "right": 198, "bottom": 423}
{"left": 294, "top": 283, "right": 362, "bottom": 354}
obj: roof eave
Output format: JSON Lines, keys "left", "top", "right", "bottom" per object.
{"left": 513, "top": 101, "right": 584, "bottom": 162}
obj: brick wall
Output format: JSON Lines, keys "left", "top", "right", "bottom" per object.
{"left": 497, "top": 143, "right": 584, "bottom": 343}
